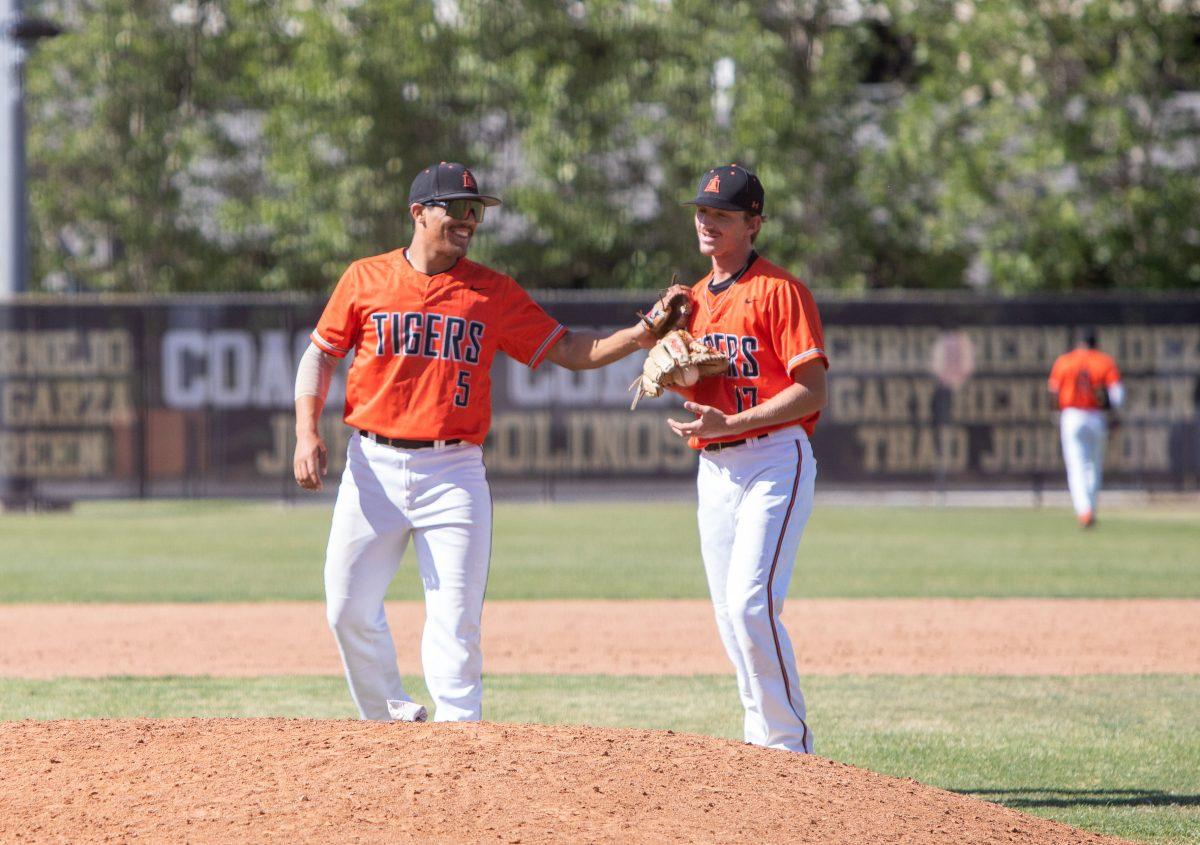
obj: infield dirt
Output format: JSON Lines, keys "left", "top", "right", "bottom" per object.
{"left": 0, "top": 718, "right": 1131, "bottom": 844}
{"left": 2, "top": 598, "right": 1197, "bottom": 678}
{"left": 3, "top": 599, "right": 1186, "bottom": 843}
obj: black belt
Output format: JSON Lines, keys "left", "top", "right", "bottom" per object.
{"left": 360, "top": 431, "right": 462, "bottom": 449}
{"left": 703, "top": 433, "right": 769, "bottom": 453}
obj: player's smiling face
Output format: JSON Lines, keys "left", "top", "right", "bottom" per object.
{"left": 416, "top": 203, "right": 478, "bottom": 259}
{"left": 694, "top": 205, "right": 757, "bottom": 259}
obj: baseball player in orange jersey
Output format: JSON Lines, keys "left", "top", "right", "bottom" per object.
{"left": 1048, "top": 330, "right": 1124, "bottom": 528}
{"left": 293, "top": 162, "right": 683, "bottom": 722}
{"left": 666, "top": 164, "right": 827, "bottom": 753}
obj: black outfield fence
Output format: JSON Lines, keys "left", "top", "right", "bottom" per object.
{"left": 1, "top": 292, "right": 1198, "bottom": 502}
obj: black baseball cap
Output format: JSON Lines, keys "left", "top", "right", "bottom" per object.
{"left": 683, "top": 164, "right": 764, "bottom": 215}
{"left": 408, "top": 162, "right": 502, "bottom": 207}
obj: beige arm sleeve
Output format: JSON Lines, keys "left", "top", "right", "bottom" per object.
{"left": 294, "top": 342, "right": 338, "bottom": 402}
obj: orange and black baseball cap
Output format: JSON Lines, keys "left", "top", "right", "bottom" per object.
{"left": 683, "top": 164, "right": 764, "bottom": 216}
{"left": 409, "top": 162, "right": 502, "bottom": 207}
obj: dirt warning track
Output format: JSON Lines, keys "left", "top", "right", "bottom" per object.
{"left": 1, "top": 598, "right": 1197, "bottom": 678}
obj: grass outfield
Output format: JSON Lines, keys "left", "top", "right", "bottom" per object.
{"left": 0, "top": 499, "right": 1197, "bottom": 601}
{"left": 1, "top": 674, "right": 1196, "bottom": 844}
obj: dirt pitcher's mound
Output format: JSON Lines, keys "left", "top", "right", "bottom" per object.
{"left": 0, "top": 720, "right": 1126, "bottom": 844}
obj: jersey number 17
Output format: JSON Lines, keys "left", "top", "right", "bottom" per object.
{"left": 735, "top": 386, "right": 758, "bottom": 413}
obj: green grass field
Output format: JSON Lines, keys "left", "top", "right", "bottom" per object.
{"left": 1, "top": 499, "right": 1197, "bottom": 843}
{"left": 0, "top": 499, "right": 1196, "bottom": 601}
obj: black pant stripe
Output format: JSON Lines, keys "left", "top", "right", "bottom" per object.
{"left": 764, "top": 440, "right": 809, "bottom": 750}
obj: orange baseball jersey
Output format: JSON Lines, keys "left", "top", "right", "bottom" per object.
{"left": 682, "top": 255, "right": 828, "bottom": 449}
{"left": 311, "top": 249, "right": 565, "bottom": 443}
{"left": 1048, "top": 348, "right": 1121, "bottom": 410}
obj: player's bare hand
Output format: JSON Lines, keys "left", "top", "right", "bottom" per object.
{"left": 667, "top": 401, "right": 743, "bottom": 439}
{"left": 294, "top": 432, "right": 328, "bottom": 491}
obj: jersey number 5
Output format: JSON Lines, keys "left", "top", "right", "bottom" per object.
{"left": 735, "top": 386, "right": 758, "bottom": 413}
{"left": 454, "top": 370, "right": 472, "bottom": 408}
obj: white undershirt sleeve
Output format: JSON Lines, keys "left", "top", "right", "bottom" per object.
{"left": 295, "top": 342, "right": 338, "bottom": 402}
{"left": 1107, "top": 381, "right": 1125, "bottom": 409}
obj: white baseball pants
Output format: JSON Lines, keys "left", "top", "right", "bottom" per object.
{"left": 1059, "top": 408, "right": 1107, "bottom": 518}
{"left": 696, "top": 427, "right": 817, "bottom": 753}
{"left": 324, "top": 433, "right": 492, "bottom": 722}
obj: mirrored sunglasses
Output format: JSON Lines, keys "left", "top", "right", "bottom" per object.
{"left": 424, "top": 198, "right": 485, "bottom": 222}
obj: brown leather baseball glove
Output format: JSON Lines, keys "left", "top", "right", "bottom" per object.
{"left": 637, "top": 275, "right": 693, "bottom": 339}
{"left": 629, "top": 330, "right": 730, "bottom": 409}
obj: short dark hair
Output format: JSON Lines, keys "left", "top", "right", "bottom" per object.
{"left": 746, "top": 211, "right": 762, "bottom": 244}
{"left": 1082, "top": 329, "right": 1098, "bottom": 349}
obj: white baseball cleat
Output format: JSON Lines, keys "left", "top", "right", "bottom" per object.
{"left": 386, "top": 700, "right": 429, "bottom": 722}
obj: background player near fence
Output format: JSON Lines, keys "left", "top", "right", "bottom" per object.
{"left": 293, "top": 161, "right": 683, "bottom": 723}
{"left": 1048, "top": 330, "right": 1124, "bottom": 529}
{"left": 663, "top": 164, "right": 827, "bottom": 753}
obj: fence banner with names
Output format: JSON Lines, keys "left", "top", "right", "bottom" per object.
{"left": 1, "top": 292, "right": 1197, "bottom": 499}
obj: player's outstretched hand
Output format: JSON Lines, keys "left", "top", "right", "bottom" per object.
{"left": 667, "top": 401, "right": 741, "bottom": 439}
{"left": 294, "top": 433, "right": 328, "bottom": 491}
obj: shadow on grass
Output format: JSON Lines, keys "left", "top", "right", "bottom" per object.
{"left": 959, "top": 788, "right": 1200, "bottom": 808}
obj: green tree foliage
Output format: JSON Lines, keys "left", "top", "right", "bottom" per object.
{"left": 864, "top": 0, "right": 1200, "bottom": 291}
{"left": 23, "top": 0, "right": 1200, "bottom": 292}
{"left": 26, "top": 0, "right": 269, "bottom": 292}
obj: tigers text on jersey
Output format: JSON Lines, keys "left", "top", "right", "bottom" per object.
{"left": 311, "top": 249, "right": 565, "bottom": 443}
{"left": 1048, "top": 348, "right": 1121, "bottom": 410}
{"left": 684, "top": 255, "right": 828, "bottom": 450}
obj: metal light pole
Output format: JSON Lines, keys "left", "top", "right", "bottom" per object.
{"left": 2, "top": 0, "right": 61, "bottom": 297}
{"left": 1, "top": 2, "right": 61, "bottom": 511}
{"left": 1, "top": 0, "right": 23, "bottom": 297}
